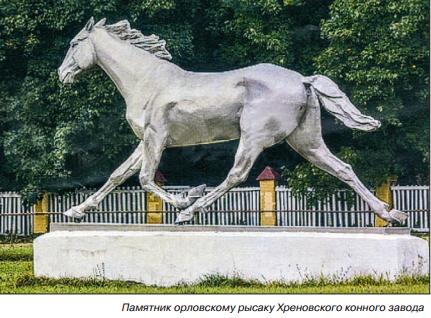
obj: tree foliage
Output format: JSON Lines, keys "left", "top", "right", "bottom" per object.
{"left": 285, "top": 0, "right": 429, "bottom": 200}
{"left": 0, "top": 0, "right": 428, "bottom": 201}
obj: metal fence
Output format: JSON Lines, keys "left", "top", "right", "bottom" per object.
{"left": 0, "top": 185, "right": 429, "bottom": 235}
{"left": 392, "top": 185, "right": 429, "bottom": 232}
{"left": 48, "top": 186, "right": 147, "bottom": 225}
{"left": 163, "top": 187, "right": 260, "bottom": 226}
{"left": 276, "top": 187, "right": 375, "bottom": 228}
{"left": 0, "top": 192, "right": 34, "bottom": 236}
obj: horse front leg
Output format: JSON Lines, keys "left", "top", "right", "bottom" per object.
{"left": 175, "top": 136, "right": 263, "bottom": 224}
{"left": 64, "top": 141, "right": 145, "bottom": 219}
{"left": 139, "top": 131, "right": 206, "bottom": 209}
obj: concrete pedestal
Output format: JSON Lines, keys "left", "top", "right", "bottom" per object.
{"left": 33, "top": 224, "right": 429, "bottom": 286}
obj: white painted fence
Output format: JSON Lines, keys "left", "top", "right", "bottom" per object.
{"left": 48, "top": 186, "right": 147, "bottom": 225}
{"left": 276, "top": 187, "right": 375, "bottom": 227}
{"left": 0, "top": 192, "right": 34, "bottom": 236}
{"left": 0, "top": 185, "right": 429, "bottom": 235}
{"left": 162, "top": 187, "right": 260, "bottom": 226}
{"left": 392, "top": 185, "right": 429, "bottom": 232}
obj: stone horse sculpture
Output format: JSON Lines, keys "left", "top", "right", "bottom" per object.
{"left": 58, "top": 18, "right": 408, "bottom": 224}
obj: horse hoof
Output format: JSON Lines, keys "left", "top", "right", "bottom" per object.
{"left": 63, "top": 207, "right": 86, "bottom": 219}
{"left": 175, "top": 184, "right": 207, "bottom": 209}
{"left": 175, "top": 212, "right": 194, "bottom": 224}
{"left": 388, "top": 209, "right": 408, "bottom": 224}
{"left": 188, "top": 184, "right": 206, "bottom": 198}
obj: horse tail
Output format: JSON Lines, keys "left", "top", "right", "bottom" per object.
{"left": 302, "top": 75, "right": 381, "bottom": 131}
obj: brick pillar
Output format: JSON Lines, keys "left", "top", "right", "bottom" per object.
{"left": 146, "top": 171, "right": 167, "bottom": 224}
{"left": 33, "top": 193, "right": 49, "bottom": 234}
{"left": 375, "top": 176, "right": 397, "bottom": 227}
{"left": 257, "top": 166, "right": 280, "bottom": 226}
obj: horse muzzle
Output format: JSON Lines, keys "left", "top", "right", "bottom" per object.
{"left": 58, "top": 64, "right": 81, "bottom": 84}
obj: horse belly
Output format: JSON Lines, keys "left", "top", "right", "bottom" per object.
{"left": 166, "top": 101, "right": 242, "bottom": 147}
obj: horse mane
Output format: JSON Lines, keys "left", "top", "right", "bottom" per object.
{"left": 105, "top": 20, "right": 172, "bottom": 60}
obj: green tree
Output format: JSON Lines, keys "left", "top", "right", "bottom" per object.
{"left": 0, "top": 0, "right": 331, "bottom": 199}
{"left": 0, "top": 0, "right": 197, "bottom": 198}
{"left": 0, "top": 0, "right": 427, "bottom": 202}
{"left": 285, "top": 0, "right": 429, "bottom": 200}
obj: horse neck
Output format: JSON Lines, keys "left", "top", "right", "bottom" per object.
{"left": 90, "top": 29, "right": 162, "bottom": 100}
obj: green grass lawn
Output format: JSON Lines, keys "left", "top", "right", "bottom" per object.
{"left": 0, "top": 244, "right": 429, "bottom": 294}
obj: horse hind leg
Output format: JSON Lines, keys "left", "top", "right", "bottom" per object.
{"left": 175, "top": 135, "right": 264, "bottom": 224}
{"left": 286, "top": 132, "right": 407, "bottom": 224}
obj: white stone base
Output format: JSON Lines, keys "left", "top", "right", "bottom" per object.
{"left": 34, "top": 229, "right": 429, "bottom": 286}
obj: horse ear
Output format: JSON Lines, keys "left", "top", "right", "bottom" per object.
{"left": 95, "top": 18, "right": 106, "bottom": 27}
{"left": 85, "top": 17, "right": 95, "bottom": 31}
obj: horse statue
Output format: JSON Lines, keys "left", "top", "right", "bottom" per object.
{"left": 58, "top": 17, "right": 408, "bottom": 224}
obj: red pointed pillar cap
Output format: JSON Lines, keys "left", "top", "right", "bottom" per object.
{"left": 256, "top": 166, "right": 280, "bottom": 181}
{"left": 155, "top": 170, "right": 167, "bottom": 183}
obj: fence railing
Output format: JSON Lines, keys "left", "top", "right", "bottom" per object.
{"left": 163, "top": 187, "right": 260, "bottom": 226}
{"left": 276, "top": 187, "right": 376, "bottom": 228}
{"left": 392, "top": 185, "right": 429, "bottom": 232}
{"left": 0, "top": 192, "right": 34, "bottom": 236}
{"left": 48, "top": 186, "right": 147, "bottom": 225}
{"left": 0, "top": 185, "right": 429, "bottom": 235}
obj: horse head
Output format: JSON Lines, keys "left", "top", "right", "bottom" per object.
{"left": 58, "top": 17, "right": 106, "bottom": 84}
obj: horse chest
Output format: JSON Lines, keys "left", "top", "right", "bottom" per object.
{"left": 125, "top": 111, "right": 147, "bottom": 139}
